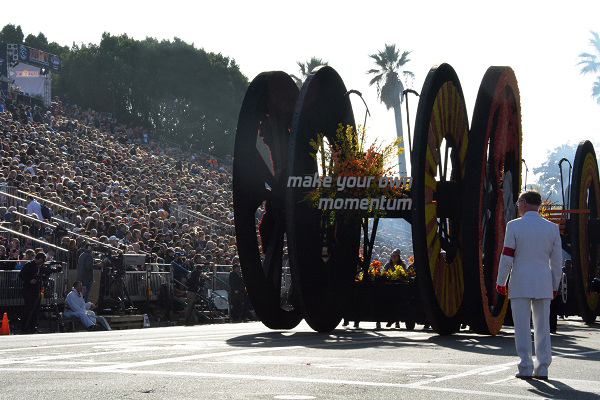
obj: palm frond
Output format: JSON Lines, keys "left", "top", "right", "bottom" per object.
{"left": 368, "top": 73, "right": 384, "bottom": 87}
{"left": 289, "top": 74, "right": 303, "bottom": 89}
{"left": 369, "top": 53, "right": 387, "bottom": 70}
{"left": 396, "top": 50, "right": 412, "bottom": 68}
{"left": 402, "top": 71, "right": 415, "bottom": 79}
{"left": 592, "top": 77, "right": 600, "bottom": 104}
{"left": 590, "top": 31, "right": 600, "bottom": 53}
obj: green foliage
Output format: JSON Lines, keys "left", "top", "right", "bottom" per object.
{"left": 533, "top": 141, "right": 600, "bottom": 204}
{"left": 367, "top": 44, "right": 413, "bottom": 110}
{"left": 1, "top": 24, "right": 248, "bottom": 157}
{"left": 533, "top": 144, "right": 578, "bottom": 204}
{"left": 578, "top": 31, "right": 600, "bottom": 104}
{"left": 367, "top": 44, "right": 414, "bottom": 176}
{"left": 0, "top": 24, "right": 24, "bottom": 44}
{"left": 290, "top": 57, "right": 328, "bottom": 88}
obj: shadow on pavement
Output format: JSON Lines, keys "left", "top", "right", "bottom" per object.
{"left": 524, "top": 378, "right": 599, "bottom": 400}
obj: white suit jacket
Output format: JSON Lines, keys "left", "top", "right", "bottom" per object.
{"left": 496, "top": 211, "right": 563, "bottom": 299}
{"left": 65, "top": 288, "right": 92, "bottom": 313}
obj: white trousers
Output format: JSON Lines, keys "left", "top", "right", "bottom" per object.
{"left": 511, "top": 298, "right": 552, "bottom": 376}
{"left": 64, "top": 310, "right": 111, "bottom": 331}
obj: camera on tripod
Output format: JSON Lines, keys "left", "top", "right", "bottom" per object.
{"left": 98, "top": 249, "right": 124, "bottom": 277}
{"left": 35, "top": 261, "right": 63, "bottom": 281}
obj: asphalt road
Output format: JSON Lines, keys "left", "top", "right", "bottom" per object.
{"left": 1, "top": 318, "right": 599, "bottom": 400}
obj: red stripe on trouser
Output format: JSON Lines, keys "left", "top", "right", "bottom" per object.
{"left": 502, "top": 247, "right": 515, "bottom": 257}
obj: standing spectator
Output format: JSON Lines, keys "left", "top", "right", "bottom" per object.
{"left": 229, "top": 263, "right": 245, "bottom": 322}
{"left": 496, "top": 190, "right": 562, "bottom": 380}
{"left": 171, "top": 252, "right": 188, "bottom": 286}
{"left": 26, "top": 195, "right": 43, "bottom": 220}
{"left": 18, "top": 252, "right": 46, "bottom": 333}
{"left": 184, "top": 264, "right": 209, "bottom": 326}
{"left": 77, "top": 243, "right": 99, "bottom": 302}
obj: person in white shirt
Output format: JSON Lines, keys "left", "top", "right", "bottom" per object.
{"left": 26, "top": 195, "right": 43, "bottom": 220}
{"left": 496, "top": 190, "right": 562, "bottom": 381}
{"left": 64, "top": 281, "right": 111, "bottom": 331}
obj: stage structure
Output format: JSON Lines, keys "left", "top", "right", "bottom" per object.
{"left": 233, "top": 64, "right": 600, "bottom": 335}
{"left": 0, "top": 43, "right": 60, "bottom": 105}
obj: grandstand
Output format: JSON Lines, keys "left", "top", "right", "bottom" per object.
{"left": 0, "top": 89, "right": 239, "bottom": 330}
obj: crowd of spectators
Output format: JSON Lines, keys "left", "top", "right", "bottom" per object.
{"left": 0, "top": 94, "right": 238, "bottom": 274}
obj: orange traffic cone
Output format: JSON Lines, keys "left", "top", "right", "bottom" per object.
{"left": 1, "top": 312, "right": 10, "bottom": 335}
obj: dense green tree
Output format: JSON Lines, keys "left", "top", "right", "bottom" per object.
{"left": 533, "top": 140, "right": 600, "bottom": 204}
{"left": 367, "top": 44, "right": 414, "bottom": 176}
{"left": 53, "top": 32, "right": 248, "bottom": 157}
{"left": 290, "top": 57, "right": 328, "bottom": 88}
{"left": 1, "top": 24, "right": 248, "bottom": 157}
{"left": 0, "top": 24, "right": 24, "bottom": 44}
{"left": 578, "top": 31, "right": 600, "bottom": 104}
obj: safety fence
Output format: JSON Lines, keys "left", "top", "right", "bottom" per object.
{"left": 0, "top": 269, "right": 68, "bottom": 307}
{"left": 1, "top": 263, "right": 234, "bottom": 308}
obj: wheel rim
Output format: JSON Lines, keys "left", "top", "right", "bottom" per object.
{"left": 463, "top": 67, "right": 521, "bottom": 335}
{"left": 412, "top": 63, "right": 469, "bottom": 334}
{"left": 570, "top": 140, "right": 600, "bottom": 323}
{"left": 286, "top": 66, "right": 361, "bottom": 332}
{"left": 233, "top": 71, "right": 303, "bottom": 329}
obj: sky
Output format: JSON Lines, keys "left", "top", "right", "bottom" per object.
{"left": 2, "top": 0, "right": 600, "bottom": 178}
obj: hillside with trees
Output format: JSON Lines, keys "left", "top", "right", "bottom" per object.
{"left": 0, "top": 24, "right": 248, "bottom": 157}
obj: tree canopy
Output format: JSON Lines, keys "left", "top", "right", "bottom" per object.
{"left": 367, "top": 43, "right": 414, "bottom": 176}
{"left": 1, "top": 24, "right": 248, "bottom": 157}
{"left": 290, "top": 57, "right": 328, "bottom": 88}
{"left": 533, "top": 141, "right": 600, "bottom": 204}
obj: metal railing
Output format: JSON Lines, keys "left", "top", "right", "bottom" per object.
{"left": 0, "top": 269, "right": 68, "bottom": 307}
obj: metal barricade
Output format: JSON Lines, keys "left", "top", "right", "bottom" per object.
{"left": 123, "top": 269, "right": 173, "bottom": 302}
{"left": 124, "top": 271, "right": 148, "bottom": 302}
{"left": 149, "top": 271, "right": 171, "bottom": 301}
{"left": 0, "top": 270, "right": 67, "bottom": 308}
{"left": 0, "top": 270, "right": 23, "bottom": 307}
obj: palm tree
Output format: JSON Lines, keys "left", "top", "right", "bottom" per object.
{"left": 367, "top": 44, "right": 414, "bottom": 176}
{"left": 290, "top": 57, "right": 328, "bottom": 88}
{"left": 593, "top": 77, "right": 600, "bottom": 105}
{"left": 577, "top": 31, "right": 600, "bottom": 104}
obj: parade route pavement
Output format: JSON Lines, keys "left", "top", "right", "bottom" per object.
{"left": 1, "top": 318, "right": 599, "bottom": 399}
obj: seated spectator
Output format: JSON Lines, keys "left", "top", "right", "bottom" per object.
{"left": 26, "top": 195, "right": 43, "bottom": 220}
{"left": 64, "top": 281, "right": 111, "bottom": 331}
{"left": 0, "top": 245, "right": 12, "bottom": 270}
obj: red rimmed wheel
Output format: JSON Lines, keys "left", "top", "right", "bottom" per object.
{"left": 570, "top": 140, "right": 600, "bottom": 324}
{"left": 412, "top": 63, "right": 469, "bottom": 335}
{"left": 463, "top": 67, "right": 522, "bottom": 335}
{"left": 286, "top": 66, "right": 361, "bottom": 332}
{"left": 233, "top": 71, "right": 303, "bottom": 329}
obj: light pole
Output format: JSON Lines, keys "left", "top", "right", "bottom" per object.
{"left": 521, "top": 159, "right": 528, "bottom": 192}
{"left": 402, "top": 88, "right": 419, "bottom": 167}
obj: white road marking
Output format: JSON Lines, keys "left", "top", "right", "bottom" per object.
{"left": 487, "top": 376, "right": 518, "bottom": 385}
{"left": 0, "top": 328, "right": 429, "bottom": 353}
{"left": 0, "top": 366, "right": 550, "bottom": 399}
{"left": 88, "top": 346, "right": 305, "bottom": 370}
{"left": 478, "top": 366, "right": 510, "bottom": 375}
{"left": 0, "top": 349, "right": 141, "bottom": 365}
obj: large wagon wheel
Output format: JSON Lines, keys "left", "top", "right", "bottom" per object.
{"left": 286, "top": 66, "right": 361, "bottom": 332}
{"left": 233, "top": 71, "right": 303, "bottom": 329}
{"left": 570, "top": 140, "right": 600, "bottom": 324}
{"left": 412, "top": 63, "right": 469, "bottom": 335}
{"left": 463, "top": 67, "right": 522, "bottom": 335}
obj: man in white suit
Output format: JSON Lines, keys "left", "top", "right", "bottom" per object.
{"left": 496, "top": 190, "right": 562, "bottom": 380}
{"left": 64, "top": 281, "right": 111, "bottom": 331}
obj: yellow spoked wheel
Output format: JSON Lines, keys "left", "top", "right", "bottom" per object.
{"left": 570, "top": 140, "right": 600, "bottom": 324}
{"left": 412, "top": 63, "right": 469, "bottom": 335}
